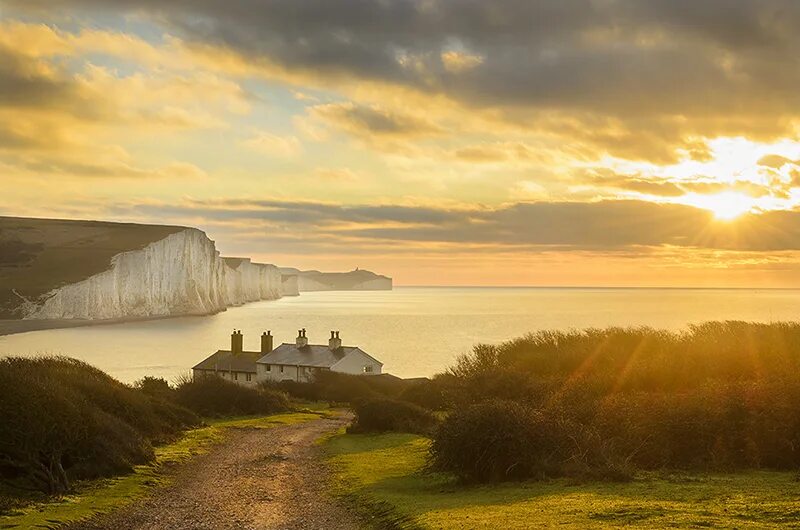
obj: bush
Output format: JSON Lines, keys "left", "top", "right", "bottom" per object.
{"left": 267, "top": 371, "right": 418, "bottom": 404}
{"left": 349, "top": 398, "right": 437, "bottom": 434}
{"left": 134, "top": 376, "right": 173, "bottom": 399}
{"left": 397, "top": 375, "right": 453, "bottom": 411}
{"left": 430, "top": 400, "right": 629, "bottom": 483}
{"left": 0, "top": 357, "right": 199, "bottom": 495}
{"left": 174, "top": 375, "right": 290, "bottom": 417}
{"left": 434, "top": 322, "right": 800, "bottom": 474}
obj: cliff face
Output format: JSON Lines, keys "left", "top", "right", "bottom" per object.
{"left": 1, "top": 216, "right": 392, "bottom": 322}
{"left": 221, "top": 258, "right": 282, "bottom": 306}
{"left": 24, "top": 229, "right": 283, "bottom": 320}
{"left": 280, "top": 274, "right": 300, "bottom": 296}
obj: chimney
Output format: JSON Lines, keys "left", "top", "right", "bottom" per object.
{"left": 261, "top": 331, "right": 273, "bottom": 354}
{"left": 296, "top": 328, "right": 308, "bottom": 348}
{"left": 231, "top": 330, "right": 243, "bottom": 355}
{"left": 329, "top": 330, "right": 342, "bottom": 350}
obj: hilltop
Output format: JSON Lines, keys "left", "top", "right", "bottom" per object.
{"left": 0, "top": 217, "right": 185, "bottom": 319}
{"left": 279, "top": 268, "right": 392, "bottom": 291}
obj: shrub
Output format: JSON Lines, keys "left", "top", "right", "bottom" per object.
{"left": 174, "top": 375, "right": 289, "bottom": 417}
{"left": 435, "top": 322, "right": 800, "bottom": 475}
{"left": 429, "top": 400, "right": 628, "bottom": 483}
{"left": 267, "top": 371, "right": 419, "bottom": 404}
{"left": 397, "top": 375, "right": 452, "bottom": 411}
{"left": 0, "top": 356, "right": 199, "bottom": 495}
{"left": 134, "top": 376, "right": 173, "bottom": 399}
{"left": 349, "top": 398, "right": 437, "bottom": 434}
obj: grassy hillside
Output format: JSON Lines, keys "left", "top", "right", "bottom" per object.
{"left": 326, "top": 432, "right": 800, "bottom": 529}
{"left": 0, "top": 216, "right": 185, "bottom": 318}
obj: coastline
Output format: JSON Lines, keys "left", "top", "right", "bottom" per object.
{"left": 0, "top": 312, "right": 219, "bottom": 337}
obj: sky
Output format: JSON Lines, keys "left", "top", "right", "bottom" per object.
{"left": 2, "top": 1, "right": 800, "bottom": 287}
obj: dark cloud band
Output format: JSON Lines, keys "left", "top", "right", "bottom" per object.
{"left": 111, "top": 199, "right": 800, "bottom": 252}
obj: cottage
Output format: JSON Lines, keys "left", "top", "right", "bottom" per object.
{"left": 257, "top": 329, "right": 383, "bottom": 382}
{"left": 191, "top": 330, "right": 267, "bottom": 386}
{"left": 192, "top": 329, "right": 383, "bottom": 385}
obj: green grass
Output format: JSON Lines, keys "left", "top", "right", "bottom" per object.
{"left": 0, "top": 411, "right": 321, "bottom": 529}
{"left": 325, "top": 433, "right": 800, "bottom": 529}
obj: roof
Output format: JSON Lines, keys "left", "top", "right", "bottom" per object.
{"left": 257, "top": 343, "right": 383, "bottom": 368}
{"left": 192, "top": 350, "right": 260, "bottom": 373}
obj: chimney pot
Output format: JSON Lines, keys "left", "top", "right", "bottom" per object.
{"left": 296, "top": 328, "right": 308, "bottom": 348}
{"left": 231, "top": 330, "right": 243, "bottom": 355}
{"left": 261, "top": 330, "right": 274, "bottom": 354}
{"left": 329, "top": 330, "right": 342, "bottom": 351}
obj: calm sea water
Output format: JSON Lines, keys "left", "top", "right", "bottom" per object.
{"left": 1, "top": 287, "right": 798, "bottom": 383}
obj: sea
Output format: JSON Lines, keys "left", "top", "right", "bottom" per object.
{"left": 0, "top": 287, "right": 798, "bottom": 383}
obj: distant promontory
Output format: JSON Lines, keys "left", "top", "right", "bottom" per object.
{"left": 278, "top": 268, "right": 392, "bottom": 292}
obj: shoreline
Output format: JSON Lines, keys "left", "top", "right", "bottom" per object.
{"left": 0, "top": 312, "right": 219, "bottom": 337}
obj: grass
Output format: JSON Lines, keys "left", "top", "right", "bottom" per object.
{"left": 0, "top": 411, "right": 323, "bottom": 529}
{"left": 324, "top": 433, "right": 800, "bottom": 529}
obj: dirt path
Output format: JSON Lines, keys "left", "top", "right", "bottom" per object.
{"left": 72, "top": 414, "right": 360, "bottom": 530}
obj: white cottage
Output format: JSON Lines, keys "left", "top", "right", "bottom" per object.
{"left": 257, "top": 329, "right": 383, "bottom": 382}
{"left": 192, "top": 329, "right": 383, "bottom": 385}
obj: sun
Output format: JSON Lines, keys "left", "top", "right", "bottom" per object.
{"left": 676, "top": 192, "right": 756, "bottom": 221}
{"left": 698, "top": 192, "right": 756, "bottom": 220}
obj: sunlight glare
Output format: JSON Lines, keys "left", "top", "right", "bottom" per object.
{"left": 687, "top": 192, "right": 756, "bottom": 220}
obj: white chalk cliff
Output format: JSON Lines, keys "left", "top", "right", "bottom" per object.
{"left": 24, "top": 229, "right": 285, "bottom": 320}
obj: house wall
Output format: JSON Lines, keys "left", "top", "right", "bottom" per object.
{"left": 192, "top": 368, "right": 258, "bottom": 387}
{"left": 331, "top": 351, "right": 383, "bottom": 376}
{"left": 256, "top": 362, "right": 326, "bottom": 382}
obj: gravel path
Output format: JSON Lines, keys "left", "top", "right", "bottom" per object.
{"left": 72, "top": 413, "right": 360, "bottom": 530}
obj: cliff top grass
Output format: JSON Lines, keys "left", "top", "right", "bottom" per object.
{"left": 0, "top": 411, "right": 322, "bottom": 529}
{"left": 0, "top": 216, "right": 186, "bottom": 318}
{"left": 325, "top": 432, "right": 800, "bottom": 529}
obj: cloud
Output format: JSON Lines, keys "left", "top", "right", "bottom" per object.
{"left": 10, "top": 0, "right": 800, "bottom": 162}
{"left": 452, "top": 142, "right": 543, "bottom": 164}
{"left": 314, "top": 167, "right": 360, "bottom": 182}
{"left": 440, "top": 50, "right": 483, "bottom": 74}
{"left": 758, "top": 154, "right": 799, "bottom": 169}
{"left": 108, "top": 198, "right": 800, "bottom": 252}
{"left": 309, "top": 102, "right": 442, "bottom": 140}
{"left": 5, "top": 156, "right": 207, "bottom": 180}
{"left": 583, "top": 168, "right": 784, "bottom": 199}
{"left": 243, "top": 131, "right": 302, "bottom": 157}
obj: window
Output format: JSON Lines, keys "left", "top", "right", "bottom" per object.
{"left": 363, "top": 365, "right": 374, "bottom": 373}
{"left": 280, "top": 365, "right": 284, "bottom": 373}
{"left": 266, "top": 364, "right": 271, "bottom": 372}
{"left": 246, "top": 373, "right": 252, "bottom": 382}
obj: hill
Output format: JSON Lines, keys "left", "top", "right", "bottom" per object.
{"left": 0, "top": 217, "right": 185, "bottom": 318}
{"left": 279, "top": 268, "right": 392, "bottom": 291}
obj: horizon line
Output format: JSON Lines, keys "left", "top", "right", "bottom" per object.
{"left": 392, "top": 285, "right": 800, "bottom": 290}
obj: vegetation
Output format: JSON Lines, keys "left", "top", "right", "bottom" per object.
{"left": 349, "top": 398, "right": 437, "bottom": 435}
{"left": 326, "top": 432, "right": 800, "bottom": 529}
{"left": 0, "top": 411, "right": 323, "bottom": 528}
{"left": 174, "top": 375, "right": 290, "bottom": 417}
{"left": 424, "top": 322, "right": 800, "bottom": 481}
{"left": 265, "top": 370, "right": 422, "bottom": 405}
{"left": 430, "top": 400, "right": 630, "bottom": 483}
{"left": 0, "top": 357, "right": 199, "bottom": 495}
